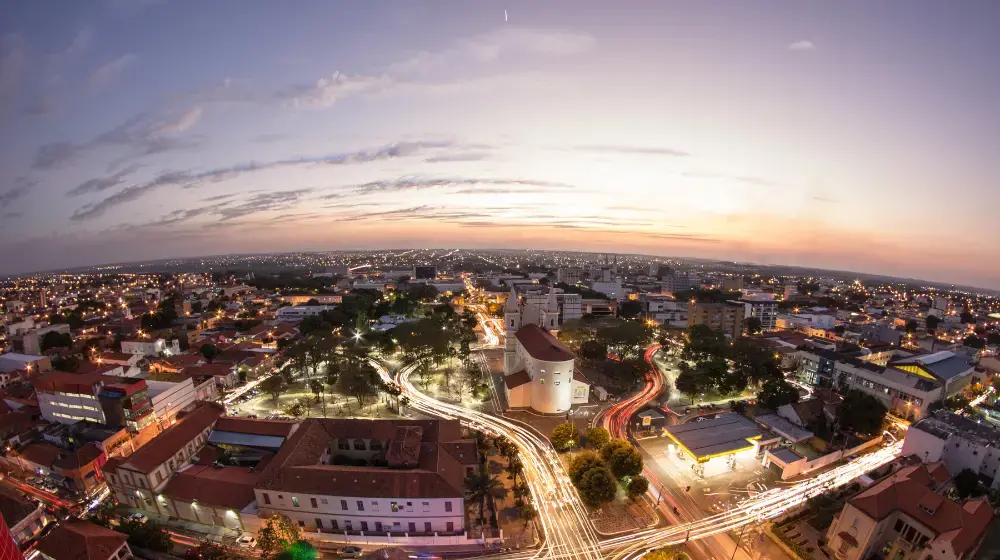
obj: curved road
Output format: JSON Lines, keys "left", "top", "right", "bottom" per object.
{"left": 374, "top": 360, "right": 604, "bottom": 560}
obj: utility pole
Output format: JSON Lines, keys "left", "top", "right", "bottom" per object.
{"left": 730, "top": 523, "right": 749, "bottom": 560}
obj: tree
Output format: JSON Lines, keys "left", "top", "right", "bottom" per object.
{"left": 465, "top": 469, "right": 505, "bottom": 526}
{"left": 586, "top": 426, "right": 611, "bottom": 449}
{"left": 627, "top": 475, "right": 650, "bottom": 501}
{"left": 596, "top": 320, "right": 652, "bottom": 361}
{"left": 119, "top": 519, "right": 171, "bottom": 552}
{"left": 618, "top": 300, "right": 643, "bottom": 319}
{"left": 960, "top": 311, "right": 975, "bottom": 324}
{"left": 579, "top": 340, "right": 608, "bottom": 361}
{"left": 744, "top": 316, "right": 762, "bottom": 335}
{"left": 193, "top": 542, "right": 236, "bottom": 560}
{"left": 199, "top": 343, "right": 218, "bottom": 363}
{"left": 601, "top": 439, "right": 643, "bottom": 479}
{"left": 681, "top": 324, "right": 728, "bottom": 363}
{"left": 274, "top": 541, "right": 317, "bottom": 560}
{"left": 283, "top": 402, "right": 305, "bottom": 419}
{"left": 729, "top": 339, "right": 782, "bottom": 387}
{"left": 576, "top": 466, "right": 618, "bottom": 506}
{"left": 987, "top": 331, "right": 1000, "bottom": 347}
{"left": 757, "top": 379, "right": 800, "bottom": 410}
{"left": 674, "top": 364, "right": 711, "bottom": 404}
{"left": 925, "top": 315, "right": 941, "bottom": 331}
{"left": 964, "top": 335, "right": 986, "bottom": 349}
{"left": 953, "top": 468, "right": 984, "bottom": 499}
{"left": 644, "top": 548, "right": 691, "bottom": 560}
{"left": 837, "top": 390, "right": 888, "bottom": 437}
{"left": 905, "top": 319, "right": 919, "bottom": 333}
{"left": 298, "top": 314, "right": 330, "bottom": 336}
{"left": 517, "top": 502, "right": 537, "bottom": 527}
{"left": 568, "top": 451, "right": 606, "bottom": 485}
{"left": 257, "top": 514, "right": 302, "bottom": 558}
{"left": 40, "top": 331, "right": 72, "bottom": 351}
{"left": 550, "top": 422, "right": 580, "bottom": 451}
{"left": 52, "top": 355, "right": 80, "bottom": 372}
{"left": 336, "top": 360, "right": 380, "bottom": 407}
{"left": 260, "top": 375, "right": 287, "bottom": 403}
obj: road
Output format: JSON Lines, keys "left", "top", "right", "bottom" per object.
{"left": 374, "top": 359, "right": 604, "bottom": 560}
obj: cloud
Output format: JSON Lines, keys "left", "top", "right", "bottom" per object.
{"left": 69, "top": 140, "right": 453, "bottom": 220}
{"left": 787, "top": 40, "right": 816, "bottom": 52}
{"left": 388, "top": 27, "right": 595, "bottom": 76}
{"left": 0, "top": 178, "right": 34, "bottom": 209}
{"left": 350, "top": 175, "right": 577, "bottom": 195}
{"left": 156, "top": 106, "right": 202, "bottom": 133}
{"left": 88, "top": 54, "right": 137, "bottom": 89}
{"left": 280, "top": 72, "right": 391, "bottom": 110}
{"left": 0, "top": 34, "right": 26, "bottom": 108}
{"left": 67, "top": 165, "right": 141, "bottom": 196}
{"left": 576, "top": 145, "right": 691, "bottom": 157}
{"left": 217, "top": 189, "right": 313, "bottom": 220}
{"left": 425, "top": 152, "right": 491, "bottom": 163}
{"left": 60, "top": 29, "right": 94, "bottom": 61}
{"left": 33, "top": 105, "right": 206, "bottom": 169}
{"left": 283, "top": 27, "right": 594, "bottom": 110}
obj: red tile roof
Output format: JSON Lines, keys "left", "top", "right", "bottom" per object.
{"left": 850, "top": 463, "right": 993, "bottom": 555}
{"left": 161, "top": 464, "right": 260, "bottom": 510}
{"left": 504, "top": 370, "right": 531, "bottom": 389}
{"left": 19, "top": 442, "right": 63, "bottom": 467}
{"left": 213, "top": 417, "right": 298, "bottom": 438}
{"left": 36, "top": 520, "right": 128, "bottom": 560}
{"left": 33, "top": 372, "right": 120, "bottom": 395}
{"left": 514, "top": 324, "right": 575, "bottom": 362}
{"left": 53, "top": 443, "right": 105, "bottom": 471}
{"left": 104, "top": 401, "right": 224, "bottom": 474}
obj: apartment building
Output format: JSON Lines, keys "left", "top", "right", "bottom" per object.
{"left": 687, "top": 301, "right": 745, "bottom": 339}
{"left": 795, "top": 349, "right": 974, "bottom": 420}
{"left": 102, "top": 401, "right": 224, "bottom": 509}
{"left": 275, "top": 304, "right": 337, "bottom": 321}
{"left": 255, "top": 418, "right": 478, "bottom": 536}
{"left": 826, "top": 462, "right": 992, "bottom": 560}
{"left": 556, "top": 267, "right": 582, "bottom": 285}
{"left": 33, "top": 372, "right": 155, "bottom": 432}
{"left": 730, "top": 297, "right": 778, "bottom": 332}
{"left": 639, "top": 295, "right": 687, "bottom": 327}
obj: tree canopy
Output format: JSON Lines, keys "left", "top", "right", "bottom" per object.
{"left": 757, "top": 378, "right": 800, "bottom": 410}
{"left": 837, "top": 390, "right": 888, "bottom": 436}
{"left": 551, "top": 422, "right": 580, "bottom": 451}
{"left": 601, "top": 439, "right": 643, "bottom": 479}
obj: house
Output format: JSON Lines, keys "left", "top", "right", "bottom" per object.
{"left": 53, "top": 443, "right": 107, "bottom": 495}
{"left": 36, "top": 520, "right": 132, "bottom": 560}
{"left": 826, "top": 462, "right": 992, "bottom": 560}
{"left": 0, "top": 485, "right": 49, "bottom": 544}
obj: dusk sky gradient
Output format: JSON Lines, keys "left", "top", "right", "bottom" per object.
{"left": 2, "top": 1, "right": 1000, "bottom": 287}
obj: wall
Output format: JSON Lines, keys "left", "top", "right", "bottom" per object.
{"left": 255, "top": 491, "right": 464, "bottom": 534}
{"left": 769, "top": 437, "right": 884, "bottom": 480}
{"left": 147, "top": 378, "right": 196, "bottom": 424}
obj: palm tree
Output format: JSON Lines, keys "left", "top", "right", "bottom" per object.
{"left": 465, "top": 468, "right": 506, "bottom": 528}
{"left": 505, "top": 455, "right": 524, "bottom": 485}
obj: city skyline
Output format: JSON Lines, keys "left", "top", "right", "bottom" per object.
{"left": 3, "top": 1, "right": 1000, "bottom": 287}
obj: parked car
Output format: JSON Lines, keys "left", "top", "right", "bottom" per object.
{"left": 338, "top": 546, "right": 362, "bottom": 558}
{"left": 126, "top": 513, "right": 149, "bottom": 524}
{"left": 235, "top": 535, "right": 257, "bottom": 548}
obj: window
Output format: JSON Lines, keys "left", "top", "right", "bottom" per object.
{"left": 371, "top": 501, "right": 379, "bottom": 512}
{"left": 445, "top": 501, "right": 452, "bottom": 512}
{"left": 331, "top": 520, "right": 339, "bottom": 530}
{"left": 422, "top": 502, "right": 430, "bottom": 512}
{"left": 321, "top": 498, "right": 328, "bottom": 504}
{"left": 408, "top": 522, "right": 416, "bottom": 533}
{"left": 345, "top": 520, "right": 353, "bottom": 530}
{"left": 406, "top": 501, "right": 413, "bottom": 512}
{"left": 446, "top": 522, "right": 454, "bottom": 532}
{"left": 361, "top": 521, "right": 369, "bottom": 532}
{"left": 263, "top": 493, "right": 271, "bottom": 505}
{"left": 315, "top": 518, "right": 323, "bottom": 529}
{"left": 424, "top": 522, "right": 432, "bottom": 532}
{"left": 375, "top": 522, "right": 383, "bottom": 532}
{"left": 357, "top": 500, "right": 364, "bottom": 511}
{"left": 341, "top": 500, "right": 348, "bottom": 510}
{"left": 391, "top": 502, "right": 401, "bottom": 512}
{"left": 297, "top": 520, "right": 304, "bottom": 527}
{"left": 292, "top": 496, "right": 299, "bottom": 508}
{"left": 338, "top": 440, "right": 349, "bottom": 450}
{"left": 354, "top": 439, "right": 367, "bottom": 451}
{"left": 370, "top": 440, "right": 382, "bottom": 451}
{"left": 306, "top": 497, "right": 315, "bottom": 508}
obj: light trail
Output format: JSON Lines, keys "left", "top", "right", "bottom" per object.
{"left": 373, "top": 359, "right": 605, "bottom": 560}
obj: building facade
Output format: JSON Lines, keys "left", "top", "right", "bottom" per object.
{"left": 687, "top": 301, "right": 745, "bottom": 339}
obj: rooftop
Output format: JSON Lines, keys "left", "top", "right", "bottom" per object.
{"left": 663, "top": 414, "right": 764, "bottom": 462}
{"left": 36, "top": 520, "right": 128, "bottom": 560}
{"left": 104, "top": 401, "right": 224, "bottom": 474}
{"left": 161, "top": 464, "right": 260, "bottom": 510}
{"left": 890, "top": 351, "right": 973, "bottom": 382}
{"left": 515, "top": 323, "right": 575, "bottom": 362}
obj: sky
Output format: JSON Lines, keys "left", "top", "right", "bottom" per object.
{"left": 2, "top": 1, "right": 1000, "bottom": 287}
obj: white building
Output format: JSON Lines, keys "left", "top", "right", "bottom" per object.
{"left": 556, "top": 268, "right": 582, "bottom": 285}
{"left": 145, "top": 376, "right": 197, "bottom": 427}
{"left": 640, "top": 295, "right": 687, "bottom": 327}
{"left": 902, "top": 411, "right": 1000, "bottom": 492}
{"left": 731, "top": 297, "right": 778, "bottom": 332}
{"left": 122, "top": 338, "right": 180, "bottom": 357}
{"left": 255, "top": 419, "right": 477, "bottom": 537}
{"left": 589, "top": 281, "right": 623, "bottom": 300}
{"left": 20, "top": 323, "right": 71, "bottom": 355}
{"left": 276, "top": 304, "right": 338, "bottom": 322}
{"left": 503, "top": 289, "right": 589, "bottom": 414}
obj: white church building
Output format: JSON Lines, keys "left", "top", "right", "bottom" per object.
{"left": 503, "top": 288, "right": 590, "bottom": 413}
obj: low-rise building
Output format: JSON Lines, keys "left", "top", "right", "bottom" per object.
{"left": 121, "top": 338, "right": 180, "bottom": 357}
{"left": 0, "top": 485, "right": 49, "bottom": 544}
{"left": 36, "top": 520, "right": 132, "bottom": 560}
{"left": 255, "top": 418, "right": 477, "bottom": 536}
{"left": 275, "top": 304, "right": 337, "bottom": 322}
{"left": 902, "top": 411, "right": 1000, "bottom": 492}
{"left": 826, "top": 462, "right": 992, "bottom": 560}
{"left": 102, "top": 401, "right": 225, "bottom": 509}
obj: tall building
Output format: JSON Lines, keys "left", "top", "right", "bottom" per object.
{"left": 721, "top": 277, "right": 744, "bottom": 292}
{"left": 0, "top": 512, "right": 25, "bottom": 560}
{"left": 687, "top": 301, "right": 745, "bottom": 339}
{"left": 730, "top": 297, "right": 778, "bottom": 332}
{"left": 503, "top": 289, "right": 589, "bottom": 413}
{"left": 33, "top": 372, "right": 155, "bottom": 432}
{"left": 556, "top": 268, "right": 582, "bottom": 285}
